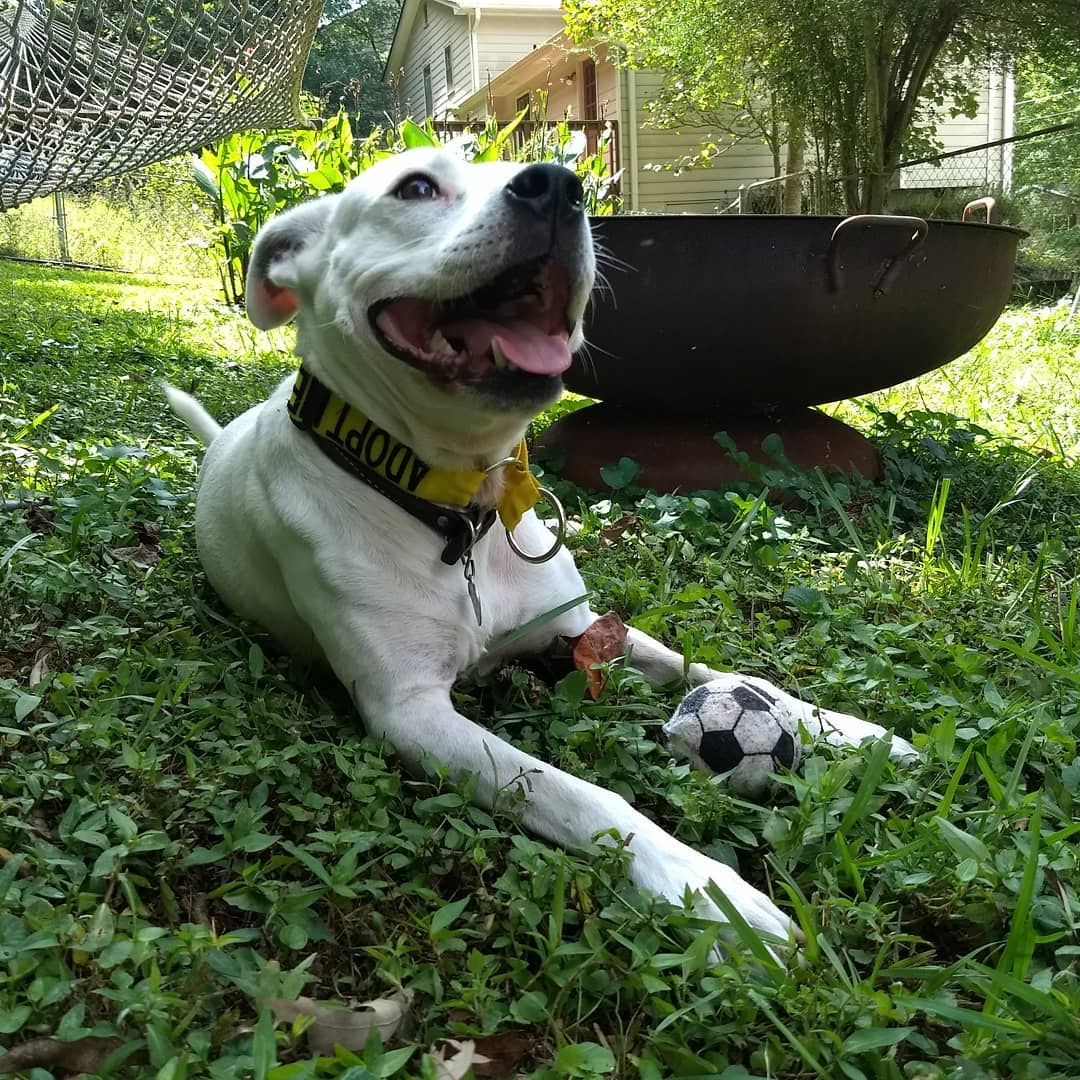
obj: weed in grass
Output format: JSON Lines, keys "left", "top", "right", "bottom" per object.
{"left": 2, "top": 266, "right": 1080, "bottom": 1077}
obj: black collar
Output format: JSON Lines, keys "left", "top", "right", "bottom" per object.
{"left": 286, "top": 367, "right": 497, "bottom": 565}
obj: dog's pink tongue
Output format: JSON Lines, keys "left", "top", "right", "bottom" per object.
{"left": 443, "top": 317, "right": 572, "bottom": 375}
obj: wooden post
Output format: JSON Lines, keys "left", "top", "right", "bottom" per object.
{"left": 53, "top": 191, "right": 70, "bottom": 263}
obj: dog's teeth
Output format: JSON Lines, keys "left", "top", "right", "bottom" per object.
{"left": 491, "top": 340, "right": 511, "bottom": 370}
{"left": 429, "top": 330, "right": 455, "bottom": 356}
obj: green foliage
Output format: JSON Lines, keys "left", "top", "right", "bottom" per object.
{"left": 192, "top": 113, "right": 621, "bottom": 305}
{"left": 1010, "top": 57, "right": 1080, "bottom": 275}
{"left": 565, "top": 0, "right": 1080, "bottom": 214}
{"left": 4, "top": 267, "right": 1080, "bottom": 1074}
{"left": 1015, "top": 57, "right": 1080, "bottom": 193}
{"left": 302, "top": 0, "right": 403, "bottom": 132}
{"left": 0, "top": 159, "right": 212, "bottom": 275}
{"left": 193, "top": 113, "right": 396, "bottom": 306}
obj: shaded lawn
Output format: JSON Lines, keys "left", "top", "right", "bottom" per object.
{"left": 2, "top": 260, "right": 1079, "bottom": 1078}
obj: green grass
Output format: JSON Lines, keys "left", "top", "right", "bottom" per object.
{"left": 0, "top": 177, "right": 213, "bottom": 278}
{"left": 2, "top": 258, "right": 1080, "bottom": 1079}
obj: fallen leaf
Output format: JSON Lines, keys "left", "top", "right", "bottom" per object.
{"left": 599, "top": 512, "right": 638, "bottom": 546}
{"left": 0, "top": 848, "right": 32, "bottom": 876}
{"left": 432, "top": 1039, "right": 490, "bottom": 1080}
{"left": 109, "top": 543, "right": 160, "bottom": 568}
{"left": 567, "top": 612, "right": 628, "bottom": 699}
{"left": 29, "top": 646, "right": 51, "bottom": 687}
{"left": 110, "top": 522, "right": 162, "bottom": 568}
{"left": 267, "top": 990, "right": 413, "bottom": 1055}
{"left": 470, "top": 1029, "right": 542, "bottom": 1077}
{"left": 27, "top": 808, "right": 52, "bottom": 837}
{"left": 131, "top": 521, "right": 161, "bottom": 545}
{"left": 24, "top": 501, "right": 54, "bottom": 534}
{"left": 0, "top": 1036, "right": 144, "bottom": 1076}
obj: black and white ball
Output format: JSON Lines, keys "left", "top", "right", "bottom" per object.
{"left": 662, "top": 676, "right": 803, "bottom": 798}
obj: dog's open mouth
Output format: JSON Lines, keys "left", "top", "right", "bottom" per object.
{"left": 370, "top": 257, "right": 573, "bottom": 381}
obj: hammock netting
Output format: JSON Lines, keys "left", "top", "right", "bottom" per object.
{"left": 0, "top": 0, "right": 325, "bottom": 210}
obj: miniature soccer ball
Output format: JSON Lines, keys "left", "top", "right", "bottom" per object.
{"left": 662, "top": 675, "right": 803, "bottom": 799}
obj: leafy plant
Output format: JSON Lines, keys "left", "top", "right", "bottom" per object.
{"left": 565, "top": 0, "right": 1080, "bottom": 214}
{"left": 192, "top": 111, "right": 621, "bottom": 306}
{"left": 4, "top": 265, "right": 1080, "bottom": 1074}
{"left": 192, "top": 112, "right": 396, "bottom": 305}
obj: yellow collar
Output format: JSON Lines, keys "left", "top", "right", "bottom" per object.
{"left": 286, "top": 367, "right": 542, "bottom": 532}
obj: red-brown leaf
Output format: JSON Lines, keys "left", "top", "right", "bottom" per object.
{"left": 568, "top": 612, "right": 628, "bottom": 699}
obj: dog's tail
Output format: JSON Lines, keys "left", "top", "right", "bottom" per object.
{"left": 163, "top": 383, "right": 223, "bottom": 446}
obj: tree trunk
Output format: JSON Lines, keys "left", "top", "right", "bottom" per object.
{"left": 782, "top": 117, "right": 804, "bottom": 214}
{"left": 863, "top": 167, "right": 891, "bottom": 214}
{"left": 764, "top": 92, "right": 782, "bottom": 198}
{"left": 838, "top": 96, "right": 861, "bottom": 215}
{"left": 869, "top": 11, "right": 961, "bottom": 212}
{"left": 861, "top": 9, "right": 891, "bottom": 213}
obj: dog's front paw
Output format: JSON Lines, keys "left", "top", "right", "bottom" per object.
{"left": 631, "top": 836, "right": 794, "bottom": 944}
{"left": 812, "top": 706, "right": 919, "bottom": 763}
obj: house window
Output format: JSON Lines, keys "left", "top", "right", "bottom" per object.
{"left": 423, "top": 65, "right": 433, "bottom": 117}
{"left": 581, "top": 58, "right": 597, "bottom": 120}
{"left": 515, "top": 92, "right": 531, "bottom": 117}
{"left": 444, "top": 45, "right": 454, "bottom": 91}
{"left": 423, "top": 3, "right": 429, "bottom": 27}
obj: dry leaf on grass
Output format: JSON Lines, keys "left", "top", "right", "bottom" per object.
{"left": 0, "top": 1036, "right": 144, "bottom": 1076}
{"left": 469, "top": 1029, "right": 541, "bottom": 1076}
{"left": 0, "top": 848, "right": 32, "bottom": 876}
{"left": 598, "top": 512, "right": 639, "bottom": 546}
{"left": 23, "top": 501, "right": 54, "bottom": 535}
{"left": 431, "top": 1039, "right": 490, "bottom": 1080}
{"left": 566, "top": 611, "right": 628, "bottom": 699}
{"left": 109, "top": 543, "right": 160, "bottom": 568}
{"left": 267, "top": 990, "right": 413, "bottom": 1055}
{"left": 110, "top": 522, "right": 162, "bottom": 569}
{"left": 29, "top": 646, "right": 51, "bottom": 687}
{"left": 131, "top": 521, "right": 160, "bottom": 545}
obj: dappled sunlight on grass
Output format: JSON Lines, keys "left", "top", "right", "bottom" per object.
{"left": 0, "top": 188, "right": 214, "bottom": 278}
{"left": 0, "top": 260, "right": 295, "bottom": 438}
{"left": 828, "top": 300, "right": 1080, "bottom": 459}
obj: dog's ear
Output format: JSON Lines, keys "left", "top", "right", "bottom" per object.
{"left": 246, "top": 196, "right": 336, "bottom": 329}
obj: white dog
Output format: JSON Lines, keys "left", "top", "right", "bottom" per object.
{"left": 167, "top": 148, "right": 914, "bottom": 949}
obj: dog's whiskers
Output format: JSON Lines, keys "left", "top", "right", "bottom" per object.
{"left": 592, "top": 267, "right": 616, "bottom": 308}
{"left": 576, "top": 340, "right": 599, "bottom": 382}
{"left": 591, "top": 240, "right": 634, "bottom": 274}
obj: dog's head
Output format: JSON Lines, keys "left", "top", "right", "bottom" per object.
{"left": 246, "top": 148, "right": 595, "bottom": 451}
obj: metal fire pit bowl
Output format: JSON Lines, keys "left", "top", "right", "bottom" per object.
{"left": 570, "top": 203, "right": 1026, "bottom": 411}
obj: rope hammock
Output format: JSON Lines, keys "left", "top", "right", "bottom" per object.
{"left": 0, "top": 0, "right": 325, "bottom": 211}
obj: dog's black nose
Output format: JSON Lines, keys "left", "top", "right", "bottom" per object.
{"left": 505, "top": 163, "right": 584, "bottom": 224}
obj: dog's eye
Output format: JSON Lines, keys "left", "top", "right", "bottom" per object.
{"left": 394, "top": 174, "right": 440, "bottom": 201}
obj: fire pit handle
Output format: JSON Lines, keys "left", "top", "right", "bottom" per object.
{"left": 827, "top": 214, "right": 929, "bottom": 296}
{"left": 962, "top": 197, "right": 996, "bottom": 223}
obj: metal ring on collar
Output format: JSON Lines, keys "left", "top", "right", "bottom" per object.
{"left": 436, "top": 507, "right": 479, "bottom": 561}
{"left": 484, "top": 456, "right": 522, "bottom": 474}
{"left": 506, "top": 484, "right": 566, "bottom": 564}
{"left": 460, "top": 512, "right": 478, "bottom": 551}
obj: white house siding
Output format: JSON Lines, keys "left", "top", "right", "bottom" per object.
{"left": 625, "top": 69, "right": 1014, "bottom": 209}
{"left": 483, "top": 44, "right": 618, "bottom": 121}
{"left": 900, "top": 69, "right": 1012, "bottom": 189}
{"left": 398, "top": 2, "right": 472, "bottom": 120}
{"left": 595, "top": 53, "right": 617, "bottom": 119}
{"left": 627, "top": 72, "right": 777, "bottom": 212}
{"left": 474, "top": 13, "right": 566, "bottom": 91}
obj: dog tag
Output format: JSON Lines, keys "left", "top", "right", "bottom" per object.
{"left": 462, "top": 553, "right": 482, "bottom": 625}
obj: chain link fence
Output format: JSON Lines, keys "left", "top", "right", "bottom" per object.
{"left": 3, "top": 115, "right": 1078, "bottom": 284}
{"left": 0, "top": 157, "right": 212, "bottom": 274}
{"left": 706, "top": 120, "right": 1080, "bottom": 224}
